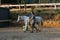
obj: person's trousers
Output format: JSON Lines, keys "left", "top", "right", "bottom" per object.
{"left": 31, "top": 20, "right": 37, "bottom": 32}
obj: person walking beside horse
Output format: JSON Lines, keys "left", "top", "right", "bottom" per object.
{"left": 29, "top": 11, "right": 38, "bottom": 33}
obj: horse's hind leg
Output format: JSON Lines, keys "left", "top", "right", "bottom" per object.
{"left": 37, "top": 22, "right": 42, "bottom": 32}
{"left": 38, "top": 20, "right": 43, "bottom": 32}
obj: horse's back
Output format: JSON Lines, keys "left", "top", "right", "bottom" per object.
{"left": 35, "top": 16, "right": 42, "bottom": 22}
{"left": 21, "top": 16, "right": 29, "bottom": 22}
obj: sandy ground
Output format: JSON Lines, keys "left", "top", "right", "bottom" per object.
{"left": 0, "top": 27, "right": 60, "bottom": 40}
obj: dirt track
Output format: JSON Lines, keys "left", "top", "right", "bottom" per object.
{"left": 0, "top": 27, "right": 60, "bottom": 40}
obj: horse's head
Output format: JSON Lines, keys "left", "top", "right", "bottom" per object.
{"left": 17, "top": 15, "right": 23, "bottom": 22}
{"left": 17, "top": 16, "right": 25, "bottom": 26}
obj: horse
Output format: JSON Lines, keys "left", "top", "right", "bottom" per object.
{"left": 17, "top": 15, "right": 43, "bottom": 32}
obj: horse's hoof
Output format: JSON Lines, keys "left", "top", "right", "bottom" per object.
{"left": 24, "top": 31, "right": 26, "bottom": 32}
{"left": 30, "top": 31, "right": 34, "bottom": 33}
{"left": 39, "top": 30, "right": 41, "bottom": 32}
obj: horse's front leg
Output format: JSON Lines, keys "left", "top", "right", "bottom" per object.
{"left": 23, "top": 20, "right": 28, "bottom": 32}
